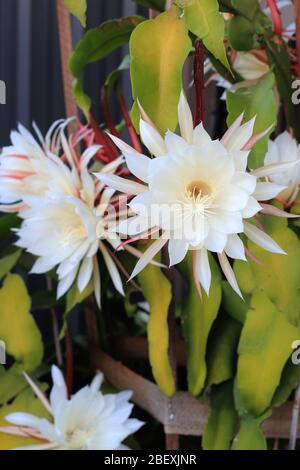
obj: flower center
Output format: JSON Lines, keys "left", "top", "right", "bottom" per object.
{"left": 65, "top": 427, "right": 95, "bottom": 450}
{"left": 185, "top": 180, "right": 212, "bottom": 202}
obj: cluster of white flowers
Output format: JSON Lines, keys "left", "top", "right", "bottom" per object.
{"left": 0, "top": 121, "right": 125, "bottom": 306}
{"left": 0, "top": 366, "right": 143, "bottom": 450}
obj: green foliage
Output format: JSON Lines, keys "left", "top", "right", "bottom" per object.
{"left": 0, "top": 274, "right": 43, "bottom": 371}
{"left": 222, "top": 281, "right": 249, "bottom": 324}
{"left": 130, "top": 7, "right": 191, "bottom": 134}
{"left": 231, "top": 413, "right": 270, "bottom": 450}
{"left": 138, "top": 255, "right": 175, "bottom": 397}
{"left": 105, "top": 55, "right": 130, "bottom": 96}
{"left": 181, "top": 254, "right": 222, "bottom": 396}
{"left": 0, "top": 249, "right": 21, "bottom": 281}
{"left": 132, "top": 0, "right": 165, "bottom": 10}
{"left": 226, "top": 72, "right": 277, "bottom": 168}
{"left": 70, "top": 16, "right": 145, "bottom": 116}
{"left": 64, "top": 0, "right": 87, "bottom": 27}
{"left": 203, "top": 381, "right": 238, "bottom": 450}
{"left": 0, "top": 214, "right": 20, "bottom": 239}
{"left": 237, "top": 291, "right": 299, "bottom": 416}
{"left": 183, "top": 0, "right": 229, "bottom": 69}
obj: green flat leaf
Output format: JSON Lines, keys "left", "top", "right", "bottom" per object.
{"left": 206, "top": 313, "right": 241, "bottom": 386}
{"left": 138, "top": 254, "right": 175, "bottom": 397}
{"left": 231, "top": 413, "right": 270, "bottom": 450}
{"left": 105, "top": 55, "right": 130, "bottom": 96}
{"left": 184, "top": 0, "right": 230, "bottom": 69}
{"left": 272, "top": 361, "right": 300, "bottom": 408}
{"left": 66, "top": 279, "right": 93, "bottom": 314}
{"left": 0, "top": 364, "right": 48, "bottom": 405}
{"left": 182, "top": 254, "right": 222, "bottom": 396}
{"left": 237, "top": 291, "right": 299, "bottom": 416}
{"left": 70, "top": 16, "right": 145, "bottom": 116}
{"left": 226, "top": 72, "right": 276, "bottom": 168}
{"left": 130, "top": 7, "right": 191, "bottom": 134}
{"left": 203, "top": 381, "right": 238, "bottom": 450}
{"left": 222, "top": 280, "right": 250, "bottom": 324}
{"left": 0, "top": 387, "right": 51, "bottom": 450}
{"left": 64, "top": 0, "right": 87, "bottom": 27}
{"left": 0, "top": 274, "right": 43, "bottom": 371}
{"left": 0, "top": 249, "right": 21, "bottom": 281}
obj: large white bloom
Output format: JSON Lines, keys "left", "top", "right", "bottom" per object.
{"left": 2, "top": 121, "right": 125, "bottom": 305}
{"left": 0, "top": 366, "right": 143, "bottom": 450}
{"left": 96, "top": 92, "right": 299, "bottom": 297}
{"left": 264, "top": 131, "right": 300, "bottom": 203}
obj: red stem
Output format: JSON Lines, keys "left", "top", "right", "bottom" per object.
{"left": 89, "top": 112, "right": 119, "bottom": 161}
{"left": 100, "top": 86, "right": 121, "bottom": 137}
{"left": 65, "top": 329, "right": 73, "bottom": 398}
{"left": 116, "top": 87, "right": 143, "bottom": 153}
{"left": 267, "top": 0, "right": 282, "bottom": 36}
{"left": 194, "top": 39, "right": 205, "bottom": 127}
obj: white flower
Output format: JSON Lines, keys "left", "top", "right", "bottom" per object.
{"left": 96, "top": 92, "right": 299, "bottom": 298}
{"left": 4, "top": 120, "right": 125, "bottom": 306}
{"left": 0, "top": 366, "right": 143, "bottom": 450}
{"left": 265, "top": 131, "right": 300, "bottom": 203}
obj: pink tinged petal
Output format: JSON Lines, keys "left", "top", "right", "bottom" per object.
{"left": 124, "top": 152, "right": 151, "bottom": 183}
{"left": 5, "top": 412, "right": 41, "bottom": 428}
{"left": 100, "top": 155, "right": 124, "bottom": 174}
{"left": 0, "top": 426, "right": 32, "bottom": 437}
{"left": 93, "top": 256, "right": 101, "bottom": 308}
{"left": 192, "top": 122, "right": 211, "bottom": 146}
{"left": 260, "top": 203, "right": 299, "bottom": 218}
{"left": 129, "top": 236, "right": 169, "bottom": 280}
{"left": 196, "top": 248, "right": 211, "bottom": 295}
{"left": 241, "top": 196, "right": 261, "bottom": 218}
{"left": 117, "top": 215, "right": 151, "bottom": 236}
{"left": 107, "top": 132, "right": 138, "bottom": 155}
{"left": 23, "top": 372, "right": 53, "bottom": 416}
{"left": 80, "top": 145, "right": 101, "bottom": 169}
{"left": 95, "top": 173, "right": 147, "bottom": 195}
{"left": 178, "top": 91, "right": 193, "bottom": 143}
{"left": 100, "top": 241, "right": 124, "bottom": 295}
{"left": 218, "top": 252, "right": 243, "bottom": 299}
{"left": 90, "top": 372, "right": 104, "bottom": 393}
{"left": 168, "top": 239, "right": 189, "bottom": 266}
{"left": 137, "top": 98, "right": 158, "bottom": 129}
{"left": 139, "top": 119, "right": 167, "bottom": 156}
{"left": 243, "top": 221, "right": 286, "bottom": 254}
{"left": 224, "top": 234, "right": 246, "bottom": 260}
{"left": 77, "top": 257, "right": 93, "bottom": 293}
{"left": 221, "top": 113, "right": 244, "bottom": 147}
{"left": 253, "top": 182, "right": 287, "bottom": 201}
{"left": 251, "top": 160, "right": 300, "bottom": 178}
{"left": 241, "top": 124, "right": 274, "bottom": 151}
{"left": 124, "top": 244, "right": 166, "bottom": 269}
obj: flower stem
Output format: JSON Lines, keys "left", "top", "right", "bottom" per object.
{"left": 101, "top": 86, "right": 121, "bottom": 137}
{"left": 116, "top": 87, "right": 143, "bottom": 153}
{"left": 65, "top": 330, "right": 74, "bottom": 398}
{"left": 267, "top": 0, "right": 282, "bottom": 36}
{"left": 194, "top": 39, "right": 205, "bottom": 127}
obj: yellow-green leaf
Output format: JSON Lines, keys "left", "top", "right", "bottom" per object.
{"left": 0, "top": 388, "right": 51, "bottom": 450}
{"left": 237, "top": 291, "right": 299, "bottom": 416}
{"left": 130, "top": 7, "right": 191, "bottom": 134}
{"left": 64, "top": 0, "right": 87, "bottom": 27}
{"left": 184, "top": 0, "right": 230, "bottom": 69}
{"left": 0, "top": 274, "right": 43, "bottom": 371}
{"left": 138, "top": 257, "right": 175, "bottom": 397}
{"left": 182, "top": 254, "right": 222, "bottom": 396}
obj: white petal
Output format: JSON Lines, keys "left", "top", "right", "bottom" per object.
{"left": 251, "top": 160, "right": 300, "bottom": 178}
{"left": 253, "top": 182, "right": 286, "bottom": 201}
{"left": 168, "top": 239, "right": 189, "bottom": 266}
{"left": 193, "top": 122, "right": 211, "bottom": 146}
{"left": 196, "top": 248, "right": 211, "bottom": 295}
{"left": 100, "top": 242, "right": 124, "bottom": 295}
{"left": 117, "top": 215, "right": 151, "bottom": 236}
{"left": 204, "top": 229, "right": 227, "bottom": 252}
{"left": 90, "top": 372, "right": 103, "bottom": 393}
{"left": 5, "top": 412, "right": 41, "bottom": 428}
{"left": 218, "top": 252, "right": 243, "bottom": 298}
{"left": 57, "top": 267, "right": 78, "bottom": 298}
{"left": 221, "top": 113, "right": 244, "bottom": 147}
{"left": 178, "top": 91, "right": 193, "bottom": 143}
{"left": 260, "top": 203, "right": 300, "bottom": 218}
{"left": 77, "top": 257, "right": 93, "bottom": 293}
{"left": 244, "top": 221, "right": 286, "bottom": 254}
{"left": 129, "top": 236, "right": 168, "bottom": 280}
{"left": 241, "top": 196, "right": 261, "bottom": 218}
{"left": 124, "top": 152, "right": 150, "bottom": 183}
{"left": 139, "top": 119, "right": 167, "bottom": 156}
{"left": 107, "top": 132, "right": 138, "bottom": 155}
{"left": 93, "top": 257, "right": 101, "bottom": 308}
{"left": 224, "top": 234, "right": 246, "bottom": 260}
{"left": 95, "top": 173, "right": 147, "bottom": 195}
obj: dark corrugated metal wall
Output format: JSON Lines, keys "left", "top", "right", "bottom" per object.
{"left": 0, "top": 0, "right": 141, "bottom": 145}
